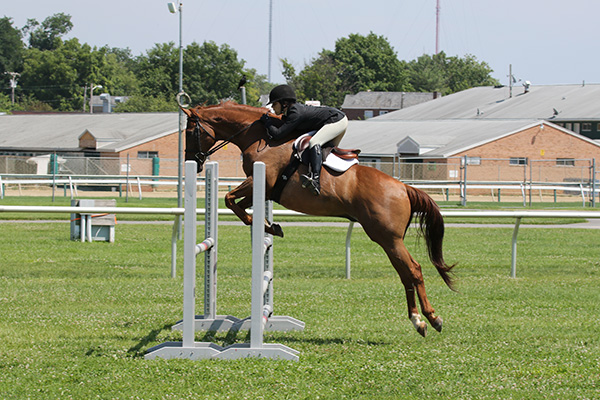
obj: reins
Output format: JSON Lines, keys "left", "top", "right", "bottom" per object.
{"left": 191, "top": 115, "right": 254, "bottom": 161}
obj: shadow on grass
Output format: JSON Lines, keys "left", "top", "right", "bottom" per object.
{"left": 125, "top": 323, "right": 174, "bottom": 358}
{"left": 125, "top": 325, "right": 389, "bottom": 359}
{"left": 201, "top": 330, "right": 389, "bottom": 347}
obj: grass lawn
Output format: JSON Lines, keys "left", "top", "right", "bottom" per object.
{"left": 0, "top": 220, "right": 599, "bottom": 399}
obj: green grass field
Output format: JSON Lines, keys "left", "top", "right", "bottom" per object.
{"left": 0, "top": 218, "right": 599, "bottom": 399}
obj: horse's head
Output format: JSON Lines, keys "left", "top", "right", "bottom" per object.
{"left": 182, "top": 101, "right": 271, "bottom": 172}
{"left": 182, "top": 106, "right": 218, "bottom": 173}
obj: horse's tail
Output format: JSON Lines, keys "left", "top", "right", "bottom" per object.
{"left": 405, "top": 184, "right": 456, "bottom": 290}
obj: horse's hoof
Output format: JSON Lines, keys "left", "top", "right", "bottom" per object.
{"left": 269, "top": 223, "right": 284, "bottom": 238}
{"left": 432, "top": 316, "right": 443, "bottom": 333}
{"left": 417, "top": 322, "right": 427, "bottom": 337}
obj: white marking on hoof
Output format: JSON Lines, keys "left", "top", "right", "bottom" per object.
{"left": 410, "top": 313, "right": 421, "bottom": 327}
{"left": 411, "top": 313, "right": 427, "bottom": 337}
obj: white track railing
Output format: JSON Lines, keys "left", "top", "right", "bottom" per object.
{"left": 2, "top": 175, "right": 598, "bottom": 206}
{"left": 1, "top": 206, "right": 599, "bottom": 279}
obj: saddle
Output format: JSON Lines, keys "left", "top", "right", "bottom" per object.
{"left": 270, "top": 133, "right": 361, "bottom": 203}
{"left": 293, "top": 134, "right": 361, "bottom": 161}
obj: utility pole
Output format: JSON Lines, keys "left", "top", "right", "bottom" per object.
{"left": 168, "top": 1, "right": 184, "bottom": 236}
{"left": 509, "top": 64, "right": 513, "bottom": 98}
{"left": 4, "top": 72, "right": 20, "bottom": 104}
{"left": 435, "top": 0, "right": 441, "bottom": 54}
{"left": 268, "top": 0, "right": 273, "bottom": 82}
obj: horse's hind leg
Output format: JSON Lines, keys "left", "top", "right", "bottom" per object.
{"left": 407, "top": 254, "right": 444, "bottom": 333}
{"left": 384, "top": 240, "right": 443, "bottom": 336}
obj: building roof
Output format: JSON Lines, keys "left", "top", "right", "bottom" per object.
{"left": 341, "top": 91, "right": 436, "bottom": 110}
{"left": 0, "top": 112, "right": 178, "bottom": 153}
{"left": 341, "top": 119, "right": 545, "bottom": 157}
{"left": 339, "top": 84, "right": 600, "bottom": 157}
{"left": 375, "top": 83, "right": 600, "bottom": 121}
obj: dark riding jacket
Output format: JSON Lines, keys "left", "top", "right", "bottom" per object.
{"left": 266, "top": 103, "right": 345, "bottom": 140}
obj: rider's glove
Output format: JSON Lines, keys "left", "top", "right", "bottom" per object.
{"left": 260, "top": 113, "right": 272, "bottom": 128}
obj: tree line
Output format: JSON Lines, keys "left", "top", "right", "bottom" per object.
{"left": 0, "top": 13, "right": 499, "bottom": 113}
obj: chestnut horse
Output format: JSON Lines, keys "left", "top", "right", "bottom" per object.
{"left": 182, "top": 101, "right": 455, "bottom": 337}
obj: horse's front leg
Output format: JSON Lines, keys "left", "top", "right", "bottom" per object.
{"left": 224, "top": 177, "right": 284, "bottom": 237}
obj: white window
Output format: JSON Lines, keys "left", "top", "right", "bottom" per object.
{"left": 509, "top": 157, "right": 527, "bottom": 165}
{"left": 138, "top": 151, "right": 158, "bottom": 159}
{"left": 556, "top": 158, "right": 575, "bottom": 166}
{"left": 363, "top": 110, "right": 374, "bottom": 119}
{"left": 466, "top": 156, "right": 481, "bottom": 165}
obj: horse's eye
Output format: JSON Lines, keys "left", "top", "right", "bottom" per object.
{"left": 213, "top": 117, "right": 223, "bottom": 122}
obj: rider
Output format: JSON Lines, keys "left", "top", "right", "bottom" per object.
{"left": 259, "top": 84, "right": 348, "bottom": 196}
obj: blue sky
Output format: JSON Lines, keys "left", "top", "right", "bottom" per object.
{"left": 3, "top": 0, "right": 598, "bottom": 86}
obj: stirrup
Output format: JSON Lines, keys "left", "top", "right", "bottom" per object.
{"left": 301, "top": 174, "right": 320, "bottom": 195}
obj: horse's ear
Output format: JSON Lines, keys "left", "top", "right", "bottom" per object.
{"left": 180, "top": 107, "right": 193, "bottom": 117}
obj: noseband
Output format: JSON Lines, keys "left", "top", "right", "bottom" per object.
{"left": 190, "top": 116, "right": 217, "bottom": 164}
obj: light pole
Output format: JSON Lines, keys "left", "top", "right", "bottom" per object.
{"left": 90, "top": 85, "right": 102, "bottom": 114}
{"left": 168, "top": 1, "right": 184, "bottom": 235}
{"left": 4, "top": 72, "right": 20, "bottom": 104}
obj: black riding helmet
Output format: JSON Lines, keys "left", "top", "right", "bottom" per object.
{"left": 268, "top": 84, "right": 296, "bottom": 105}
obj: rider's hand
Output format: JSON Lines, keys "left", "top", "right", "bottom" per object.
{"left": 260, "top": 113, "right": 272, "bottom": 128}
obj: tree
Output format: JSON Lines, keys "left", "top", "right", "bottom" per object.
{"left": 407, "top": 53, "right": 448, "bottom": 94}
{"left": 113, "top": 94, "right": 176, "bottom": 112}
{"left": 0, "top": 17, "right": 24, "bottom": 74}
{"left": 333, "top": 32, "right": 409, "bottom": 94}
{"left": 445, "top": 54, "right": 499, "bottom": 93}
{"left": 19, "top": 38, "right": 122, "bottom": 111}
{"left": 407, "top": 52, "right": 499, "bottom": 95}
{"left": 23, "top": 13, "right": 73, "bottom": 51}
{"left": 288, "top": 32, "right": 411, "bottom": 108}
{"left": 126, "top": 40, "right": 260, "bottom": 111}
{"left": 20, "top": 43, "right": 80, "bottom": 110}
{"left": 183, "top": 41, "right": 247, "bottom": 105}
{"left": 133, "top": 42, "right": 179, "bottom": 101}
{"left": 296, "top": 51, "right": 342, "bottom": 106}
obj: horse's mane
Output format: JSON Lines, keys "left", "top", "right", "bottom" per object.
{"left": 192, "top": 100, "right": 269, "bottom": 115}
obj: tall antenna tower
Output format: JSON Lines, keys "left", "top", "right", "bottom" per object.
{"left": 435, "top": 0, "right": 441, "bottom": 54}
{"left": 268, "top": 0, "right": 273, "bottom": 82}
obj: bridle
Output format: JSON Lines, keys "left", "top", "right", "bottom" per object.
{"left": 190, "top": 115, "right": 254, "bottom": 164}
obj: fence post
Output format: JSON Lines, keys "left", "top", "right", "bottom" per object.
{"left": 591, "top": 158, "right": 596, "bottom": 208}
{"left": 461, "top": 155, "right": 467, "bottom": 206}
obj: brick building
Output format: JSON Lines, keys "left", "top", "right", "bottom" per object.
{"left": 0, "top": 112, "right": 243, "bottom": 178}
{"left": 339, "top": 84, "right": 600, "bottom": 182}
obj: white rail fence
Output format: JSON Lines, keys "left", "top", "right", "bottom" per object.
{"left": 1, "top": 175, "right": 599, "bottom": 206}
{"left": 1, "top": 204, "right": 600, "bottom": 278}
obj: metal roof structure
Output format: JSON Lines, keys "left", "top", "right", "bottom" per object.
{"left": 339, "top": 84, "right": 600, "bottom": 157}
{"left": 341, "top": 119, "right": 553, "bottom": 157}
{"left": 0, "top": 112, "right": 178, "bottom": 153}
{"left": 341, "top": 91, "right": 436, "bottom": 110}
{"left": 375, "top": 83, "right": 600, "bottom": 121}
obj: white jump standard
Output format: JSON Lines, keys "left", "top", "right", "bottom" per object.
{"left": 146, "top": 161, "right": 303, "bottom": 361}
{"left": 215, "top": 162, "right": 301, "bottom": 361}
{"left": 145, "top": 161, "right": 224, "bottom": 359}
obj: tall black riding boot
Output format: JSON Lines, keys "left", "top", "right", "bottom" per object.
{"left": 301, "top": 144, "right": 322, "bottom": 195}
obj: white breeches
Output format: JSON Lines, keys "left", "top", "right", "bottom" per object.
{"left": 309, "top": 115, "right": 348, "bottom": 148}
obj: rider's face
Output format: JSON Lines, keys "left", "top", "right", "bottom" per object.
{"left": 272, "top": 101, "right": 283, "bottom": 115}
